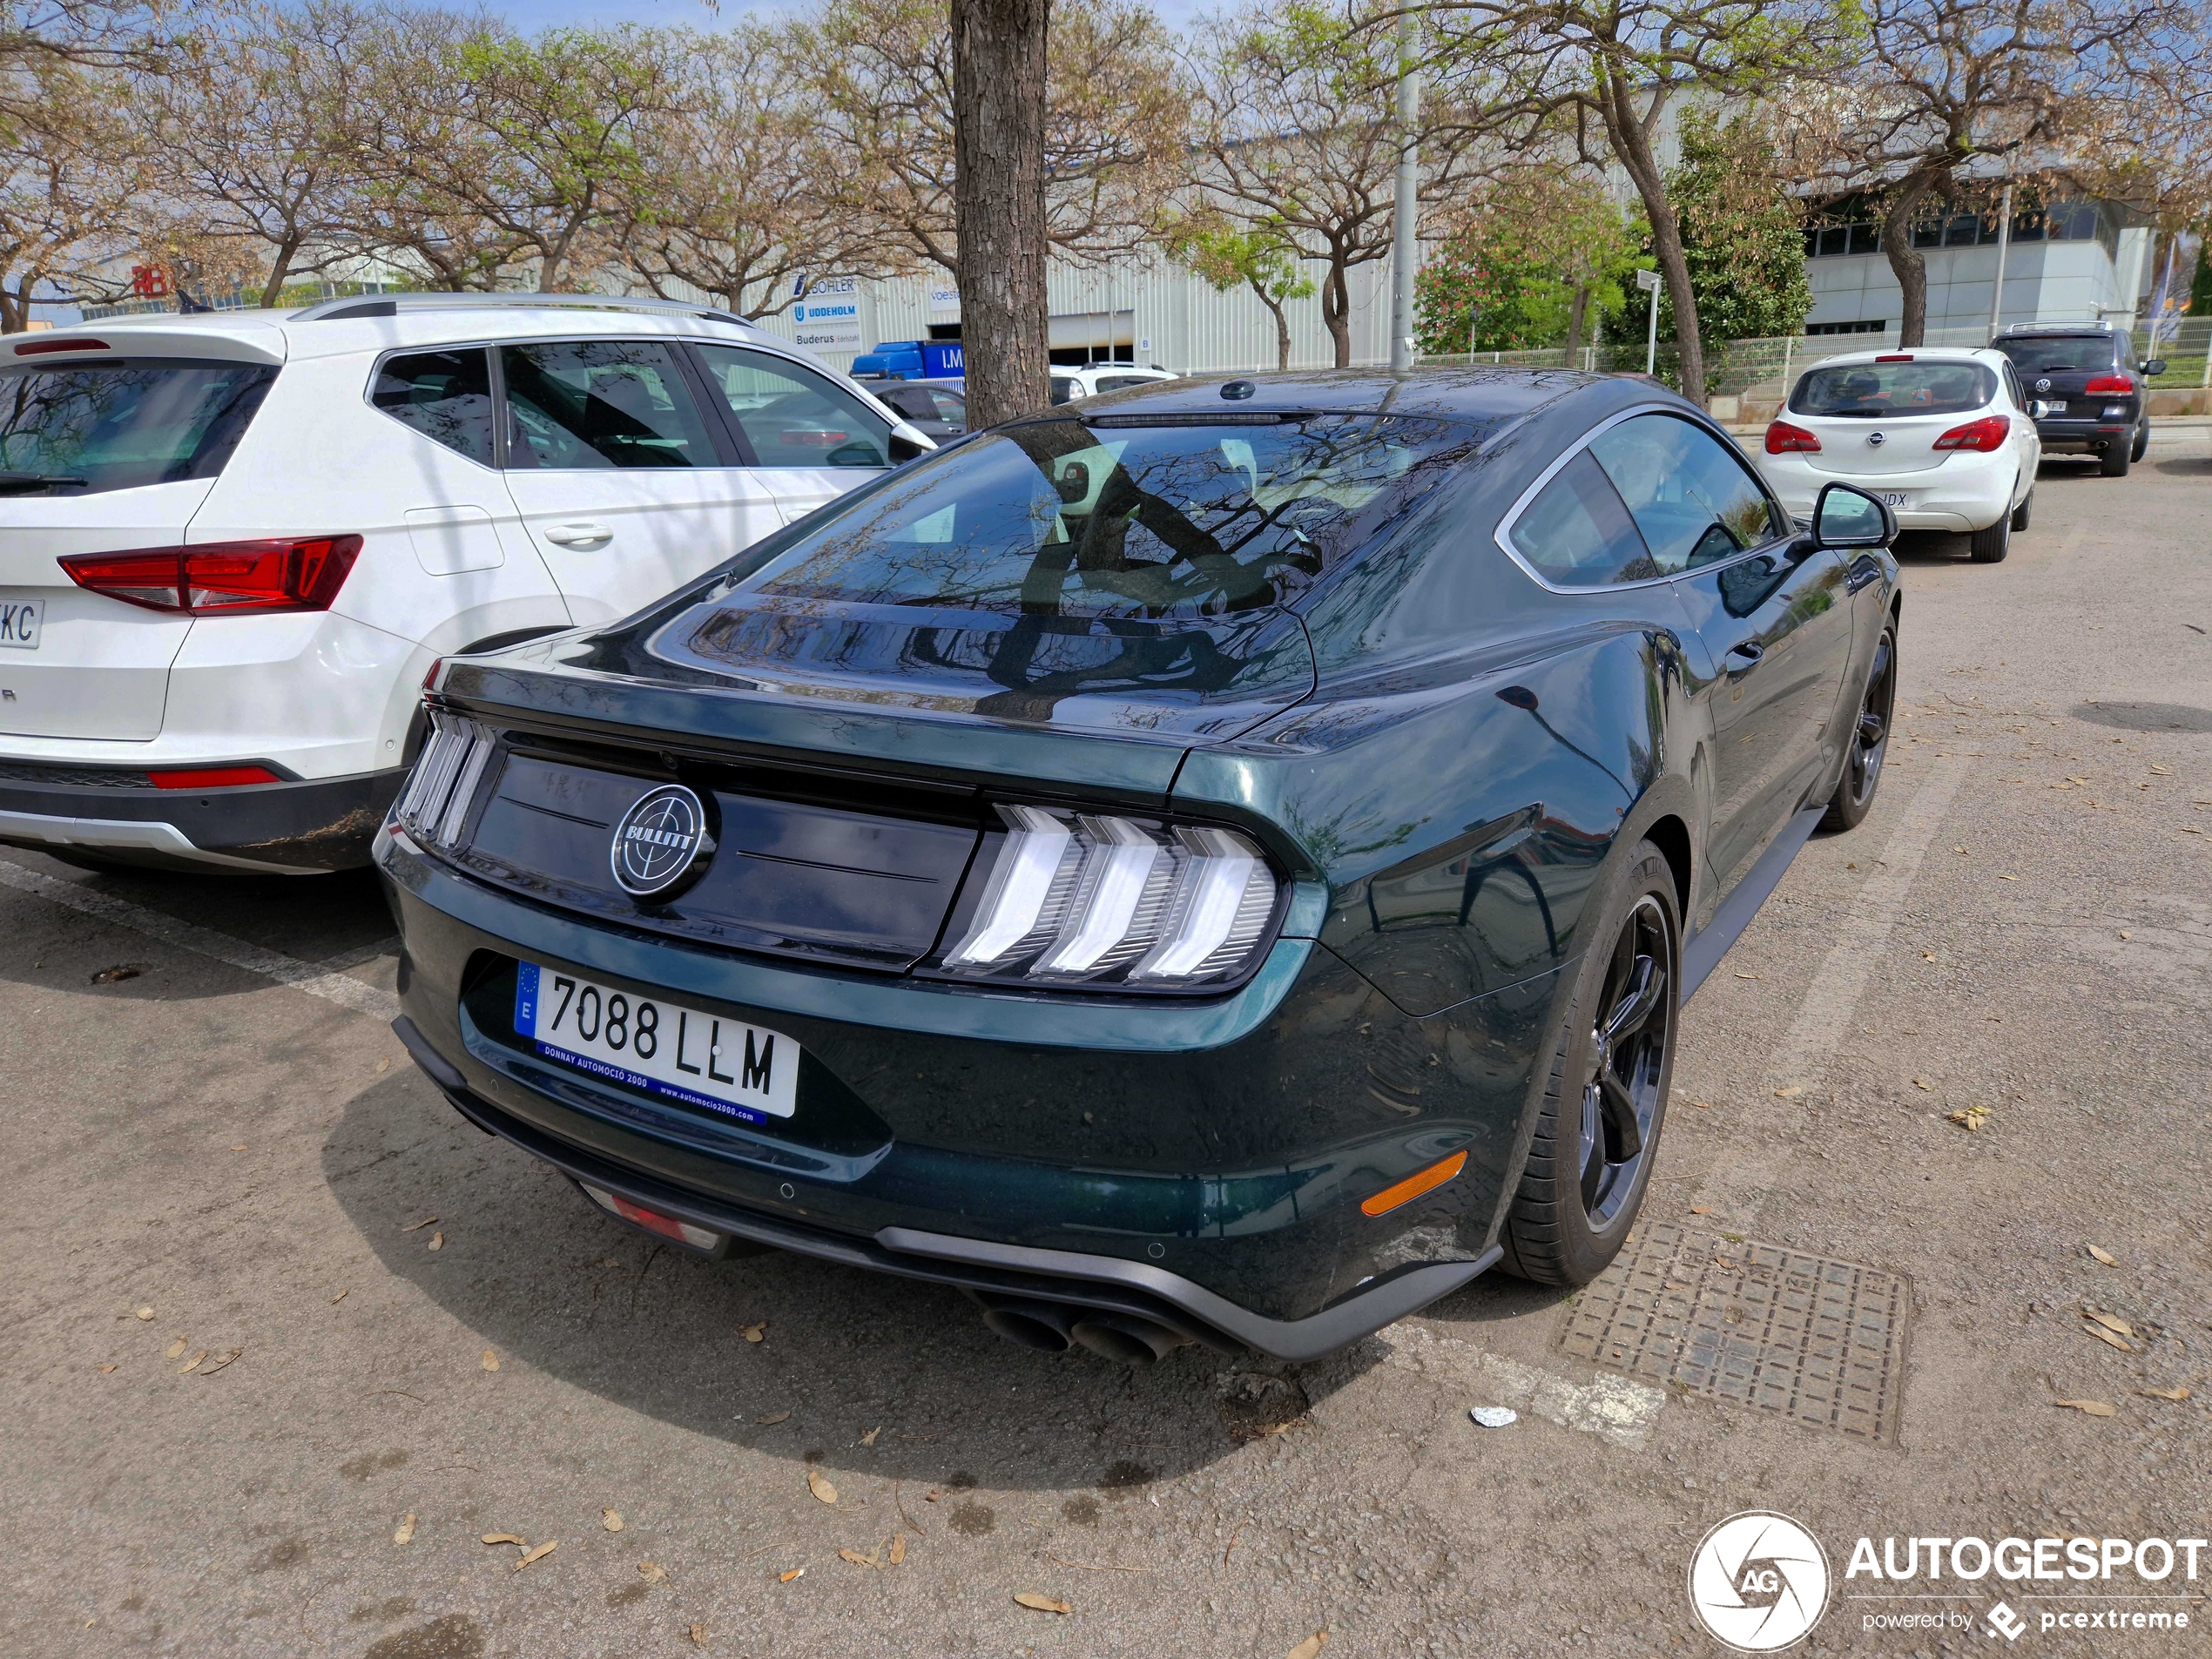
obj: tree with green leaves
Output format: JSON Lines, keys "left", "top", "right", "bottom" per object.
{"left": 1415, "top": 166, "right": 1639, "bottom": 355}
{"left": 1161, "top": 217, "right": 1316, "bottom": 369}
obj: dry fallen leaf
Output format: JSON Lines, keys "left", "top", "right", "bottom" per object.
{"left": 1912, "top": 1078, "right": 1932, "bottom": 1090}
{"left": 1013, "top": 1592, "right": 1072, "bottom": 1615}
{"left": 376, "top": 1055, "right": 392, "bottom": 1071}
{"left": 200, "top": 1348, "right": 242, "bottom": 1375}
{"left": 888, "top": 1534, "right": 906, "bottom": 1566}
{"left": 1733, "top": 972, "right": 1760, "bottom": 980}
{"left": 740, "top": 1323, "right": 766, "bottom": 1344}
{"left": 2087, "top": 1244, "right": 2118, "bottom": 1265}
{"left": 1998, "top": 874, "right": 2018, "bottom": 881}
{"left": 2119, "top": 931, "right": 2132, "bottom": 940}
{"left": 230, "top": 1143, "right": 248, "bottom": 1151}
{"left": 1946, "top": 1105, "right": 1993, "bottom": 1131}
{"left": 428, "top": 1233, "right": 443, "bottom": 1251}
{"left": 482, "top": 1534, "right": 528, "bottom": 1547}
{"left": 165, "top": 1337, "right": 186, "bottom": 1359}
{"left": 602, "top": 1509, "right": 624, "bottom": 1532}
{"left": 394, "top": 1514, "right": 416, "bottom": 1545}
{"left": 1287, "top": 1634, "right": 1330, "bottom": 1659}
{"left": 754, "top": 1411, "right": 790, "bottom": 1426}
{"left": 2083, "top": 1309, "right": 2134, "bottom": 1338}
{"left": 688, "top": 1626, "right": 707, "bottom": 1649}
{"left": 514, "top": 1540, "right": 558, "bottom": 1570}
{"left": 481, "top": 1350, "right": 499, "bottom": 1372}
{"left": 1689, "top": 1205, "right": 1712, "bottom": 1216}
{"left": 400, "top": 1217, "right": 438, "bottom": 1232}
{"left": 838, "top": 1548, "right": 879, "bottom": 1568}
{"left": 134, "top": 1308, "right": 154, "bottom": 1321}
{"left": 1689, "top": 1099, "right": 1712, "bottom": 1109}
{"left": 778, "top": 1567, "right": 805, "bottom": 1583}
{"left": 98, "top": 1363, "right": 117, "bottom": 1372}
{"left": 178, "top": 1351, "right": 207, "bottom": 1374}
{"left": 806, "top": 1470, "right": 838, "bottom": 1505}
{"left": 330, "top": 1289, "right": 348, "bottom": 1305}
{"left": 2142, "top": 1386, "right": 2192, "bottom": 1401}
{"left": 638, "top": 1561, "right": 668, "bottom": 1585}
{"left": 1772, "top": 1084, "right": 1803, "bottom": 1099}
{"left": 2054, "top": 1399, "right": 2115, "bottom": 1417}
{"left": 860, "top": 1426, "right": 880, "bottom": 1447}
{"left": 2083, "top": 1324, "right": 2134, "bottom": 1352}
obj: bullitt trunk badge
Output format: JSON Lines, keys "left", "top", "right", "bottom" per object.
{"left": 611, "top": 784, "right": 713, "bottom": 900}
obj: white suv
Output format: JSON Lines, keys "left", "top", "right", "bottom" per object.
{"left": 0, "top": 293, "right": 931, "bottom": 873}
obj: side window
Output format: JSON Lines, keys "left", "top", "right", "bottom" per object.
{"left": 691, "top": 345, "right": 890, "bottom": 468}
{"left": 1507, "top": 449, "right": 1660, "bottom": 587}
{"left": 2001, "top": 363, "right": 2025, "bottom": 408}
{"left": 1588, "top": 414, "right": 1784, "bottom": 572}
{"left": 370, "top": 349, "right": 495, "bottom": 464}
{"left": 928, "top": 389, "right": 968, "bottom": 429}
{"left": 500, "top": 341, "right": 718, "bottom": 469}
{"left": 1051, "top": 376, "right": 1079, "bottom": 405}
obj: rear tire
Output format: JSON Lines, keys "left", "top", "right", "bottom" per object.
{"left": 1969, "top": 514, "right": 2011, "bottom": 563}
{"left": 2101, "top": 441, "right": 2132, "bottom": 478}
{"left": 2131, "top": 421, "right": 2149, "bottom": 462}
{"left": 2009, "top": 488, "right": 2033, "bottom": 532}
{"left": 1821, "top": 624, "right": 1896, "bottom": 832}
{"left": 1500, "top": 839, "right": 1680, "bottom": 1287}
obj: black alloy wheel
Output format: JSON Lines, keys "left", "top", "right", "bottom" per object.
{"left": 1501, "top": 838, "right": 1681, "bottom": 1286}
{"left": 1575, "top": 895, "right": 1672, "bottom": 1228}
{"left": 1821, "top": 624, "right": 1895, "bottom": 831}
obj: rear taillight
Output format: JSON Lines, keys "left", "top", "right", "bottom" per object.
{"left": 151, "top": 766, "right": 281, "bottom": 789}
{"left": 1932, "top": 415, "right": 2012, "bottom": 453}
{"left": 60, "top": 536, "right": 361, "bottom": 616}
{"left": 936, "top": 804, "right": 1281, "bottom": 990}
{"left": 1764, "top": 420, "right": 1822, "bottom": 454}
{"left": 393, "top": 711, "right": 496, "bottom": 849}
{"left": 2083, "top": 374, "right": 2132, "bottom": 395}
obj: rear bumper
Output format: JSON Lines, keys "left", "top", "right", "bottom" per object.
{"left": 1767, "top": 455, "right": 2015, "bottom": 533}
{"left": 2033, "top": 417, "right": 2134, "bottom": 454}
{"left": 0, "top": 765, "right": 403, "bottom": 871}
{"left": 377, "top": 828, "right": 1561, "bottom": 1353}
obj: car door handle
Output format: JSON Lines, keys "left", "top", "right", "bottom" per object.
{"left": 1727, "top": 640, "right": 1765, "bottom": 664}
{"left": 542, "top": 523, "right": 612, "bottom": 549}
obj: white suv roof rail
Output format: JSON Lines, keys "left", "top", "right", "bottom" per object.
{"left": 291, "top": 292, "right": 765, "bottom": 331}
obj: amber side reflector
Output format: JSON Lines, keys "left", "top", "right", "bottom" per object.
{"left": 1359, "top": 1150, "right": 1469, "bottom": 1217}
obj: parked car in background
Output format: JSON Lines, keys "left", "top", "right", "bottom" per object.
{"left": 1989, "top": 322, "right": 2162, "bottom": 477}
{"left": 0, "top": 293, "right": 931, "bottom": 875}
{"left": 1759, "top": 347, "right": 2038, "bottom": 563}
{"left": 1051, "top": 363, "right": 1179, "bottom": 403}
{"left": 381, "top": 368, "right": 1901, "bottom": 1366}
{"left": 849, "top": 339, "right": 966, "bottom": 381}
{"left": 867, "top": 378, "right": 967, "bottom": 442}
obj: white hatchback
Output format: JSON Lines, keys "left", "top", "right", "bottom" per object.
{"left": 1050, "top": 363, "right": 1179, "bottom": 403}
{"left": 0, "top": 293, "right": 932, "bottom": 873}
{"left": 1757, "top": 347, "right": 2040, "bottom": 563}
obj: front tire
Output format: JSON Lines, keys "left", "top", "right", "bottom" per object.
{"left": 1821, "top": 624, "right": 1896, "bottom": 831}
{"left": 1969, "top": 513, "right": 2011, "bottom": 562}
{"left": 2101, "top": 441, "right": 2132, "bottom": 478}
{"left": 1500, "top": 840, "right": 1680, "bottom": 1287}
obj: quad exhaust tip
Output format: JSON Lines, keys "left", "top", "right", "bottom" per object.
{"left": 974, "top": 1296, "right": 1195, "bottom": 1366}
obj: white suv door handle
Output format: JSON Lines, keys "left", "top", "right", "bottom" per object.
{"left": 542, "top": 522, "right": 613, "bottom": 549}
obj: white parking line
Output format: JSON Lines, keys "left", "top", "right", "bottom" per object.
{"left": 0, "top": 858, "right": 401, "bottom": 1022}
{"left": 1688, "top": 754, "right": 1973, "bottom": 1226}
{"left": 1379, "top": 1321, "right": 1666, "bottom": 1447}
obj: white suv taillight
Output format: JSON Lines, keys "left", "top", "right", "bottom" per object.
{"left": 394, "top": 711, "right": 496, "bottom": 848}
{"left": 938, "top": 804, "right": 1278, "bottom": 989}
{"left": 59, "top": 536, "right": 361, "bottom": 615}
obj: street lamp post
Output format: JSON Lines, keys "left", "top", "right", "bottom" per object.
{"left": 1636, "top": 267, "right": 1662, "bottom": 376}
{"left": 1389, "top": 9, "right": 1420, "bottom": 372}
{"left": 1986, "top": 183, "right": 2013, "bottom": 337}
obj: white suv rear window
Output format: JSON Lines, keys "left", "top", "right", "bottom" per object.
{"left": 0, "top": 357, "right": 276, "bottom": 496}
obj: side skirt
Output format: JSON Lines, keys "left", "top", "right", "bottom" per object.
{"left": 1680, "top": 805, "right": 1824, "bottom": 1001}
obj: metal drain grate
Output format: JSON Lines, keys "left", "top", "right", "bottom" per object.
{"left": 1561, "top": 1223, "right": 1911, "bottom": 1441}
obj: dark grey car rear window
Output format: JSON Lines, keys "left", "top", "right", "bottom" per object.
{"left": 0, "top": 357, "right": 276, "bottom": 495}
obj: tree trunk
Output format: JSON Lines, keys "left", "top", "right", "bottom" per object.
{"left": 1251, "top": 280, "right": 1291, "bottom": 370}
{"left": 0, "top": 283, "right": 26, "bottom": 334}
{"left": 1879, "top": 170, "right": 1941, "bottom": 347}
{"left": 1321, "top": 260, "right": 1352, "bottom": 368}
{"left": 1596, "top": 66, "right": 1703, "bottom": 402}
{"left": 1564, "top": 282, "right": 1588, "bottom": 361}
{"left": 260, "top": 239, "right": 301, "bottom": 310}
{"left": 952, "top": 0, "right": 1051, "bottom": 427}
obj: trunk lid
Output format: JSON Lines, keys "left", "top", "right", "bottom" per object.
{"left": 1797, "top": 414, "right": 1966, "bottom": 477}
{"left": 0, "top": 480, "right": 214, "bottom": 740}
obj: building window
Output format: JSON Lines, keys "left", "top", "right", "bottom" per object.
{"left": 1804, "top": 320, "right": 1886, "bottom": 336}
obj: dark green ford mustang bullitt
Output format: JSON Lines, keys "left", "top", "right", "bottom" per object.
{"left": 377, "top": 368, "right": 1901, "bottom": 1365}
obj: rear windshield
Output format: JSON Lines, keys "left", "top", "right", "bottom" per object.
{"left": 0, "top": 357, "right": 277, "bottom": 494}
{"left": 729, "top": 414, "right": 1480, "bottom": 619}
{"left": 1791, "top": 361, "right": 1995, "bottom": 418}
{"left": 1993, "top": 337, "right": 2120, "bottom": 374}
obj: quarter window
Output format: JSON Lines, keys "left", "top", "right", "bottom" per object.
{"left": 371, "top": 349, "right": 495, "bottom": 464}
{"left": 501, "top": 341, "right": 718, "bottom": 469}
{"left": 1507, "top": 450, "right": 1659, "bottom": 587}
{"left": 692, "top": 345, "right": 890, "bottom": 468}
{"left": 1588, "top": 415, "right": 1784, "bottom": 573}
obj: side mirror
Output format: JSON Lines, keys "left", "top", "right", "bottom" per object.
{"left": 2141, "top": 359, "right": 2167, "bottom": 377}
{"left": 887, "top": 422, "right": 935, "bottom": 463}
{"left": 1811, "top": 481, "right": 1896, "bottom": 550}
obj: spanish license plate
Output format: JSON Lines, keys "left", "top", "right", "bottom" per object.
{"left": 1877, "top": 492, "right": 1912, "bottom": 509}
{"left": 513, "top": 961, "right": 799, "bottom": 1124}
{"left": 0, "top": 598, "right": 40, "bottom": 650}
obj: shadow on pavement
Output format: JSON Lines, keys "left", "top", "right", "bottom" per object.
{"left": 319, "top": 1070, "right": 1387, "bottom": 1492}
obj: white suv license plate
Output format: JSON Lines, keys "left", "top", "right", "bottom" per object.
{"left": 0, "top": 598, "right": 40, "bottom": 649}
{"left": 514, "top": 961, "right": 799, "bottom": 1125}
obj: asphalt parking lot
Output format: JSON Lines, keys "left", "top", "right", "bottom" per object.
{"left": 4, "top": 435, "right": 2209, "bottom": 1659}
